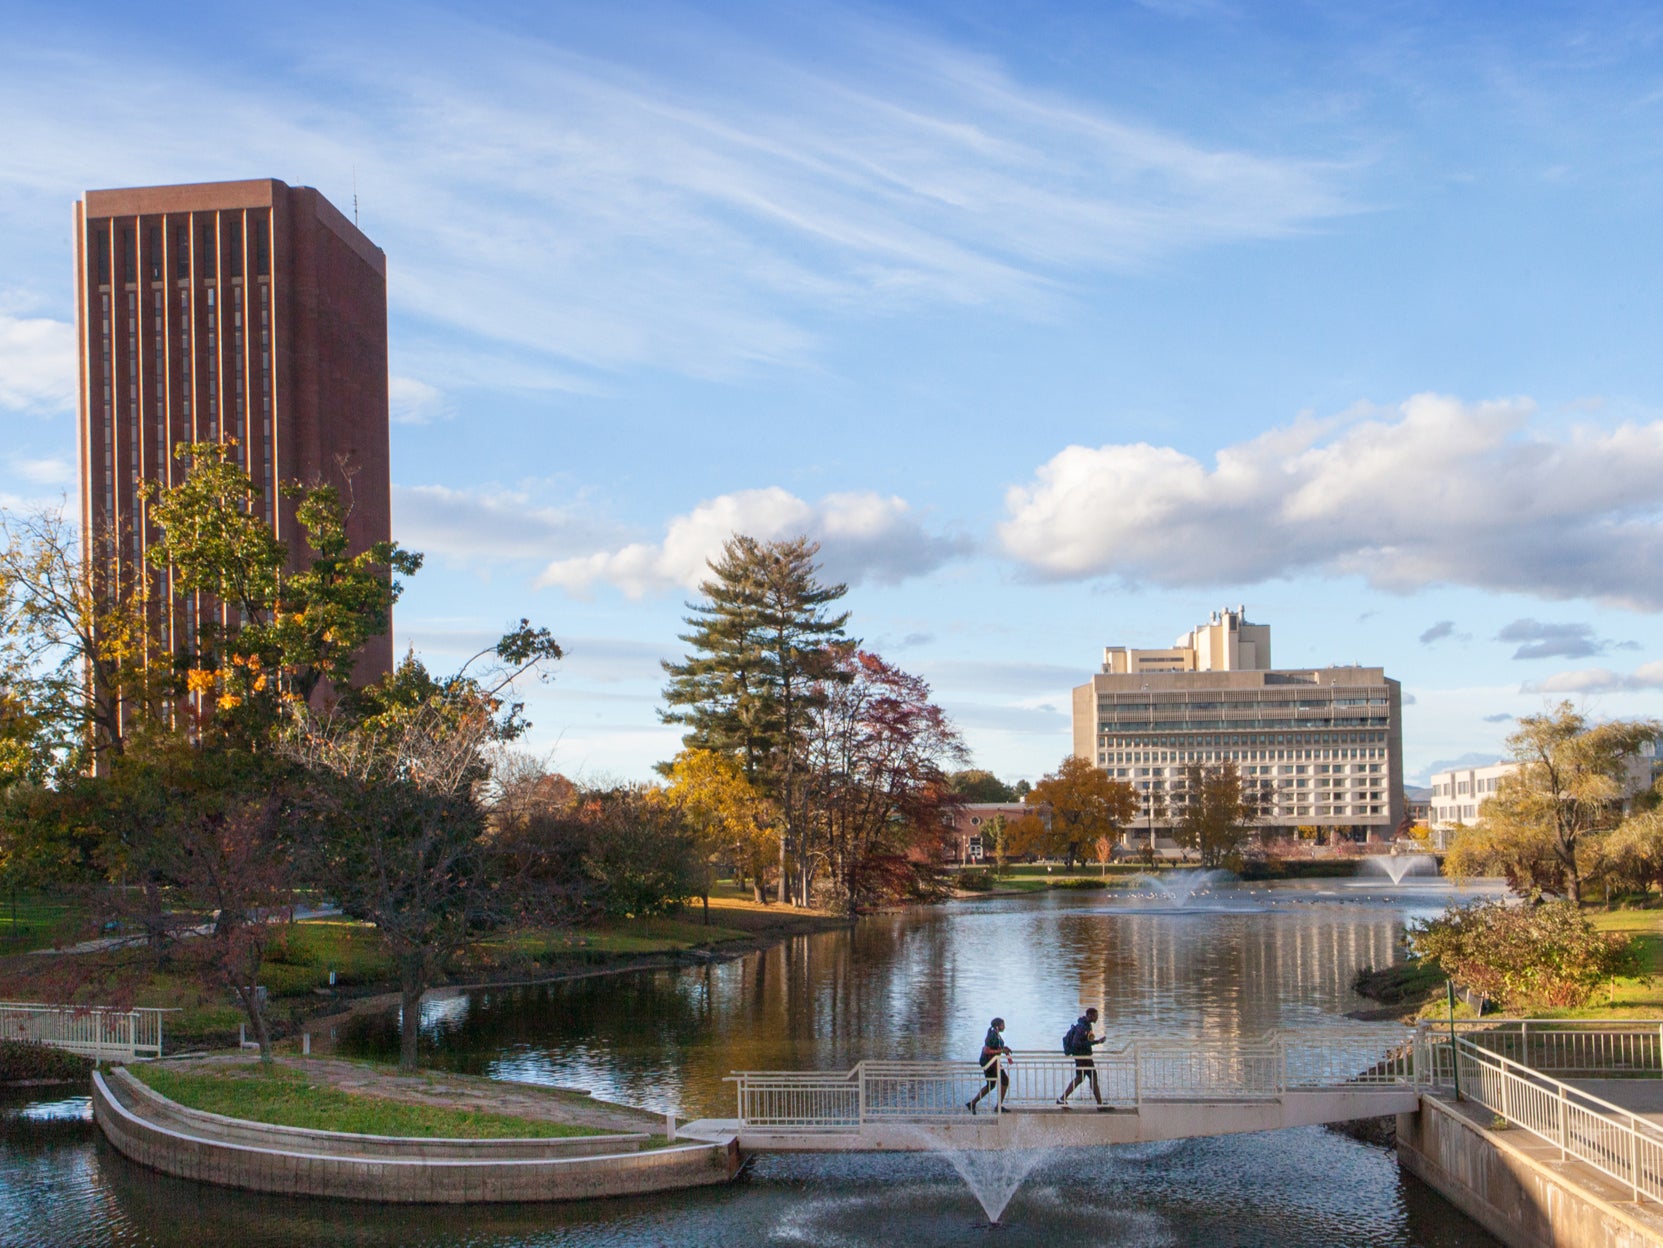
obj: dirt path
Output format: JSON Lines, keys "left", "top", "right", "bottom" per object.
{"left": 169, "top": 1053, "right": 670, "bottom": 1133}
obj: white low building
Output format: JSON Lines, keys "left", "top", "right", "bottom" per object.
{"left": 1430, "top": 745, "right": 1659, "bottom": 831}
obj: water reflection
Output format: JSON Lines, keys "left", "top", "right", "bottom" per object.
{"left": 0, "top": 881, "right": 1505, "bottom": 1246}
{"left": 341, "top": 884, "right": 1489, "bottom": 1117}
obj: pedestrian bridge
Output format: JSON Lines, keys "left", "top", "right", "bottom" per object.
{"left": 682, "top": 1028, "right": 1429, "bottom": 1151}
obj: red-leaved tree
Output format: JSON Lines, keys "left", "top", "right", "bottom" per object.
{"left": 800, "top": 647, "right": 966, "bottom": 913}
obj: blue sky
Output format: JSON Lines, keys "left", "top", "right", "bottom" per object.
{"left": 3, "top": 0, "right": 1662, "bottom": 785}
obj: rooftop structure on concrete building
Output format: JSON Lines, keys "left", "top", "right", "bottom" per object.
{"left": 1073, "top": 608, "right": 1405, "bottom": 846}
{"left": 74, "top": 177, "right": 393, "bottom": 706}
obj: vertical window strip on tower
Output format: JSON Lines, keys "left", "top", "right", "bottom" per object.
{"left": 259, "top": 281, "right": 272, "bottom": 522}
{"left": 126, "top": 285, "right": 139, "bottom": 570}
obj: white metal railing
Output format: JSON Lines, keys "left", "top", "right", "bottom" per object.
{"left": 0, "top": 1002, "right": 166, "bottom": 1060}
{"left": 729, "top": 1030, "right": 1417, "bottom": 1131}
{"left": 1414, "top": 1019, "right": 1663, "bottom": 1087}
{"left": 1452, "top": 1035, "right": 1663, "bottom": 1203}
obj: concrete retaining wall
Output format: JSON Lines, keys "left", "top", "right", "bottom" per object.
{"left": 1398, "top": 1095, "right": 1663, "bottom": 1248}
{"left": 105, "top": 1068, "right": 647, "bottom": 1160}
{"left": 93, "top": 1070, "right": 738, "bottom": 1203}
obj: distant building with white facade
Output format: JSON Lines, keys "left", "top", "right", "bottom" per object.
{"left": 1430, "top": 745, "right": 1660, "bottom": 831}
{"left": 1072, "top": 608, "right": 1405, "bottom": 844}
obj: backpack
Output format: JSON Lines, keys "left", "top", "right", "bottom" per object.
{"left": 1062, "top": 1021, "right": 1086, "bottom": 1056}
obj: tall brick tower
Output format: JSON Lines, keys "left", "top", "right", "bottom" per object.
{"left": 74, "top": 178, "right": 393, "bottom": 684}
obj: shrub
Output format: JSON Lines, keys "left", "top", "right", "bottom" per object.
{"left": 955, "top": 868, "right": 997, "bottom": 892}
{"left": 1409, "top": 900, "right": 1639, "bottom": 1010}
{"left": 0, "top": 1040, "right": 94, "bottom": 1084}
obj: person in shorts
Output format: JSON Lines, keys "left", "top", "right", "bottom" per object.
{"left": 966, "top": 1017, "right": 1011, "bottom": 1114}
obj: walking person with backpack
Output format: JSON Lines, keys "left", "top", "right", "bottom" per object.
{"left": 1057, "top": 1007, "right": 1108, "bottom": 1110}
{"left": 966, "top": 1016, "right": 1012, "bottom": 1114}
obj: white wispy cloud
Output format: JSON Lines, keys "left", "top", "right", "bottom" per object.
{"left": 8, "top": 455, "right": 73, "bottom": 486}
{"left": 391, "top": 483, "right": 624, "bottom": 562}
{"left": 1525, "top": 662, "right": 1663, "bottom": 694}
{"left": 536, "top": 487, "right": 966, "bottom": 598}
{"left": 0, "top": 312, "right": 74, "bottom": 414}
{"left": 0, "top": 9, "right": 1353, "bottom": 383}
{"left": 388, "top": 377, "right": 448, "bottom": 426}
{"left": 1000, "top": 394, "right": 1663, "bottom": 608}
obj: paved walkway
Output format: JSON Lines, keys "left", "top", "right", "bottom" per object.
{"left": 35, "top": 905, "right": 342, "bottom": 955}
{"left": 171, "top": 1054, "right": 671, "bottom": 1134}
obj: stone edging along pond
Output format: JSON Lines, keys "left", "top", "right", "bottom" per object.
{"left": 92, "top": 1067, "right": 740, "bottom": 1203}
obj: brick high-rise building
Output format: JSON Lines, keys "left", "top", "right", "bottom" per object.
{"left": 74, "top": 178, "right": 393, "bottom": 683}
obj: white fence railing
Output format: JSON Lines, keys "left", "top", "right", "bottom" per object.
{"left": 0, "top": 1002, "right": 166, "bottom": 1060}
{"left": 1451, "top": 1035, "right": 1663, "bottom": 1203}
{"left": 730, "top": 1030, "right": 1417, "bottom": 1131}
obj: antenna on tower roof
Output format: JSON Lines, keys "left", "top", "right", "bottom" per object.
{"left": 352, "top": 165, "right": 359, "bottom": 227}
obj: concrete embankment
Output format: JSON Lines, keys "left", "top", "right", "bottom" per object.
{"left": 93, "top": 1068, "right": 740, "bottom": 1203}
{"left": 1398, "top": 1094, "right": 1663, "bottom": 1248}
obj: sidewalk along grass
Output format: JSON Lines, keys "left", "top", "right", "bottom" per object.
{"left": 128, "top": 1061, "right": 612, "bottom": 1139}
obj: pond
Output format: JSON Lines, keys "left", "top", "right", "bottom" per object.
{"left": 0, "top": 876, "right": 1506, "bottom": 1246}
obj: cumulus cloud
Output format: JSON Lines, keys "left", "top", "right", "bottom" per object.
{"left": 0, "top": 313, "right": 74, "bottom": 414}
{"left": 391, "top": 483, "right": 624, "bottom": 562}
{"left": 1419, "top": 620, "right": 1459, "bottom": 645}
{"left": 536, "top": 487, "right": 967, "bottom": 598}
{"left": 999, "top": 395, "right": 1663, "bottom": 608}
{"left": 1524, "top": 662, "right": 1663, "bottom": 694}
{"left": 1483, "top": 712, "right": 1515, "bottom": 723}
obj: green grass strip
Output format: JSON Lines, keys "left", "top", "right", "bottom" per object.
{"left": 131, "top": 1063, "right": 606, "bottom": 1139}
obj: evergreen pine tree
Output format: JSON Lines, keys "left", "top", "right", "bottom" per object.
{"left": 661, "top": 535, "right": 849, "bottom": 904}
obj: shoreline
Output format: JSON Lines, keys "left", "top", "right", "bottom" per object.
{"left": 273, "top": 907, "right": 855, "bottom": 1053}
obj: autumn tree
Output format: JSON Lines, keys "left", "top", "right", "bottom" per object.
{"left": 283, "top": 623, "right": 562, "bottom": 1072}
{"left": 1025, "top": 755, "right": 1138, "bottom": 870}
{"left": 0, "top": 507, "right": 168, "bottom": 768}
{"left": 661, "top": 535, "right": 848, "bottom": 905}
{"left": 798, "top": 647, "right": 965, "bottom": 913}
{"left": 143, "top": 441, "right": 422, "bottom": 726}
{"left": 1446, "top": 704, "right": 1660, "bottom": 903}
{"left": 1171, "top": 762, "right": 1269, "bottom": 869}
{"left": 982, "top": 813, "right": 1011, "bottom": 874}
{"left": 656, "top": 748, "right": 776, "bottom": 917}
{"left": 1005, "top": 811, "right": 1049, "bottom": 861}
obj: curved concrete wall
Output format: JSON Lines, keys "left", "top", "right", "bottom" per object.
{"left": 94, "top": 1070, "right": 737, "bottom": 1203}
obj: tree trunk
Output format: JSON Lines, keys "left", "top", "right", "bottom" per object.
{"left": 234, "top": 982, "right": 272, "bottom": 1063}
{"left": 398, "top": 954, "right": 425, "bottom": 1073}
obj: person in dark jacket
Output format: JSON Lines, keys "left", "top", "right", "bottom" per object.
{"left": 1057, "top": 1007, "right": 1107, "bottom": 1109}
{"left": 966, "top": 1017, "right": 1012, "bottom": 1114}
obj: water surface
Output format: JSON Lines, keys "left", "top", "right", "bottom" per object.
{"left": 0, "top": 878, "right": 1505, "bottom": 1246}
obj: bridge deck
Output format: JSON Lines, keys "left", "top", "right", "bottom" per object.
{"left": 700, "top": 1032, "right": 1425, "bottom": 1151}
{"left": 684, "top": 1085, "right": 1422, "bottom": 1151}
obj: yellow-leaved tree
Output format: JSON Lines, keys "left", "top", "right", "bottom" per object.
{"left": 657, "top": 748, "right": 776, "bottom": 919}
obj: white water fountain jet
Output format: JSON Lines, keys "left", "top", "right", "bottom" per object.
{"left": 1358, "top": 853, "right": 1437, "bottom": 885}
{"left": 1126, "top": 868, "right": 1233, "bottom": 909}
{"left": 897, "top": 1114, "right": 1060, "bottom": 1227}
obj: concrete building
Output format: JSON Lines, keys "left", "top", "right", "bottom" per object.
{"left": 1430, "top": 746, "right": 1659, "bottom": 831}
{"left": 74, "top": 178, "right": 393, "bottom": 686}
{"left": 1073, "top": 608, "right": 1405, "bottom": 844}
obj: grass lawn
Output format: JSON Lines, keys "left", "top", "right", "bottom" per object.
{"left": 130, "top": 1062, "right": 606, "bottom": 1138}
{"left": 0, "top": 893, "right": 87, "bottom": 956}
{"left": 480, "top": 915, "right": 751, "bottom": 961}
